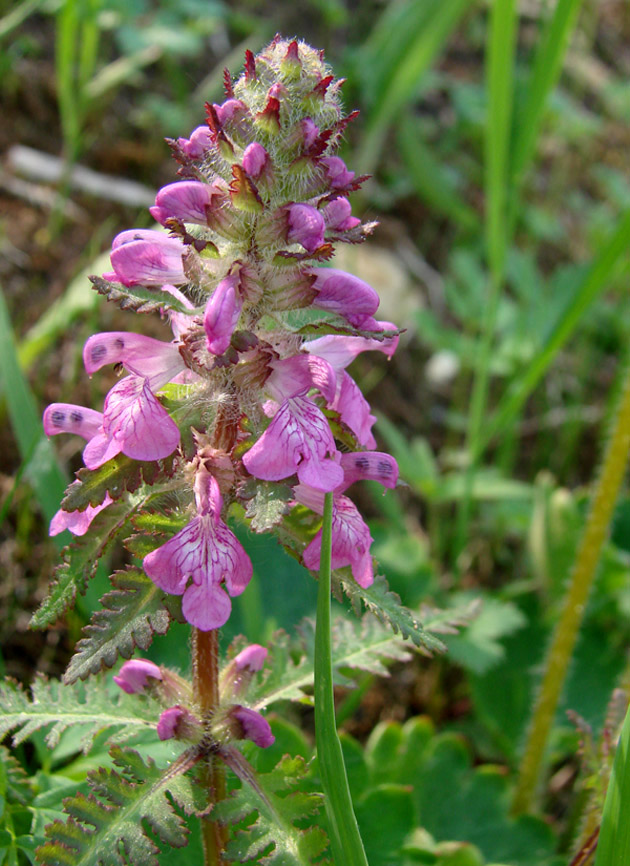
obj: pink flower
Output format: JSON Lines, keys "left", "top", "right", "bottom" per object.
{"left": 103, "top": 230, "right": 186, "bottom": 287}
{"left": 43, "top": 403, "right": 104, "bottom": 441}
{"left": 234, "top": 644, "right": 268, "bottom": 672}
{"left": 308, "top": 267, "right": 380, "bottom": 327}
{"left": 177, "top": 125, "right": 212, "bottom": 159}
{"left": 113, "top": 659, "right": 163, "bottom": 694}
{"left": 243, "top": 395, "right": 343, "bottom": 491}
{"left": 143, "top": 475, "right": 252, "bottom": 631}
{"left": 49, "top": 493, "right": 113, "bottom": 537}
{"left": 242, "top": 142, "right": 269, "bottom": 178}
{"left": 83, "top": 332, "right": 186, "bottom": 390}
{"left": 82, "top": 376, "right": 180, "bottom": 469}
{"left": 287, "top": 204, "right": 326, "bottom": 253}
{"left": 156, "top": 705, "right": 201, "bottom": 742}
{"left": 321, "top": 156, "right": 355, "bottom": 188}
{"left": 203, "top": 274, "right": 243, "bottom": 355}
{"left": 213, "top": 98, "right": 248, "bottom": 126}
{"left": 149, "top": 179, "right": 226, "bottom": 226}
{"left": 303, "top": 495, "right": 374, "bottom": 587}
{"left": 265, "top": 354, "right": 337, "bottom": 405}
{"left": 229, "top": 705, "right": 275, "bottom": 748}
{"left": 322, "top": 197, "right": 360, "bottom": 231}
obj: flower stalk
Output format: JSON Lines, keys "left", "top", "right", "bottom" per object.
{"left": 513, "top": 354, "right": 630, "bottom": 815}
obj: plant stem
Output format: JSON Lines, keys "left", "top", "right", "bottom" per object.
{"left": 512, "top": 355, "right": 630, "bottom": 815}
{"left": 314, "top": 492, "right": 369, "bottom": 866}
{"left": 193, "top": 627, "right": 228, "bottom": 866}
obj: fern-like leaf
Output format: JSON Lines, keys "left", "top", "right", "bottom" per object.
{"left": 0, "top": 744, "right": 33, "bottom": 806}
{"left": 216, "top": 754, "right": 329, "bottom": 865}
{"left": 60, "top": 455, "right": 177, "bottom": 512}
{"left": 89, "top": 276, "right": 193, "bottom": 315}
{"left": 0, "top": 677, "right": 160, "bottom": 752}
{"left": 64, "top": 568, "right": 173, "bottom": 684}
{"left": 337, "top": 572, "right": 447, "bottom": 654}
{"left": 249, "top": 614, "right": 412, "bottom": 710}
{"left": 36, "top": 746, "right": 201, "bottom": 866}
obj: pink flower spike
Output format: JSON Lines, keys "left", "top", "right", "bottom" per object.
{"left": 234, "top": 644, "right": 268, "bottom": 672}
{"left": 114, "top": 658, "right": 163, "bottom": 694}
{"left": 322, "top": 197, "right": 360, "bottom": 231}
{"left": 308, "top": 268, "right": 380, "bottom": 327}
{"left": 149, "top": 179, "right": 225, "bottom": 226}
{"left": 43, "top": 403, "right": 103, "bottom": 441}
{"left": 339, "top": 452, "right": 399, "bottom": 490}
{"left": 266, "top": 354, "right": 337, "bottom": 403}
{"left": 287, "top": 204, "right": 326, "bottom": 253}
{"left": 242, "top": 142, "right": 269, "bottom": 178}
{"left": 82, "top": 376, "right": 180, "bottom": 469}
{"left": 321, "top": 155, "right": 355, "bottom": 188}
{"left": 83, "top": 332, "right": 185, "bottom": 389}
{"left": 108, "top": 233, "right": 186, "bottom": 287}
{"left": 50, "top": 493, "right": 113, "bottom": 537}
{"left": 231, "top": 705, "right": 275, "bottom": 748}
{"left": 204, "top": 274, "right": 243, "bottom": 355}
{"left": 243, "top": 395, "right": 343, "bottom": 491}
{"left": 303, "top": 495, "right": 374, "bottom": 587}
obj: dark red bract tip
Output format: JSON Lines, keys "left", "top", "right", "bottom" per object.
{"left": 285, "top": 40, "right": 299, "bottom": 61}
{"left": 313, "top": 75, "right": 334, "bottom": 98}
{"left": 204, "top": 102, "right": 221, "bottom": 137}
{"left": 245, "top": 49, "right": 256, "bottom": 80}
{"left": 223, "top": 68, "right": 234, "bottom": 97}
{"left": 257, "top": 96, "right": 281, "bottom": 129}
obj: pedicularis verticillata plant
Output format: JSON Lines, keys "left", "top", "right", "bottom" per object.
{"left": 3, "top": 37, "right": 450, "bottom": 866}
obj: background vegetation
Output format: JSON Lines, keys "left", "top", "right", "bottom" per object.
{"left": 2, "top": 1, "right": 630, "bottom": 864}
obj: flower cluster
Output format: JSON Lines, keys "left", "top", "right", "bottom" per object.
{"left": 44, "top": 37, "right": 400, "bottom": 632}
{"left": 114, "top": 644, "right": 274, "bottom": 748}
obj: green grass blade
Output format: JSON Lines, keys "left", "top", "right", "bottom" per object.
{"left": 0, "top": 0, "right": 42, "bottom": 40}
{"left": 594, "top": 704, "right": 630, "bottom": 866}
{"left": 397, "top": 115, "right": 477, "bottom": 230}
{"left": 356, "top": 0, "right": 471, "bottom": 174}
{"left": 510, "top": 0, "right": 584, "bottom": 188}
{"left": 482, "top": 209, "right": 630, "bottom": 452}
{"left": 485, "top": 0, "right": 518, "bottom": 283}
{"left": 314, "top": 493, "right": 369, "bottom": 866}
{"left": 0, "top": 285, "right": 68, "bottom": 532}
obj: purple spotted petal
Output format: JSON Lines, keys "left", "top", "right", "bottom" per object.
{"left": 43, "top": 403, "right": 104, "bottom": 440}
{"left": 287, "top": 204, "right": 326, "bottom": 253}
{"left": 83, "top": 332, "right": 185, "bottom": 389}
{"left": 243, "top": 395, "right": 343, "bottom": 491}
{"left": 303, "top": 495, "right": 374, "bottom": 587}
{"left": 203, "top": 274, "right": 243, "bottom": 355}
{"left": 49, "top": 493, "right": 113, "bottom": 537}
{"left": 308, "top": 268, "right": 379, "bottom": 327}
{"left": 339, "top": 452, "right": 399, "bottom": 490}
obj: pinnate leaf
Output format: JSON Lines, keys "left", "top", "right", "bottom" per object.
{"left": 64, "top": 567, "right": 173, "bottom": 684}
{"left": 0, "top": 677, "right": 159, "bottom": 753}
{"left": 36, "top": 746, "right": 200, "bottom": 866}
{"left": 90, "top": 276, "right": 193, "bottom": 315}
{"left": 61, "top": 454, "right": 177, "bottom": 512}
{"left": 216, "top": 754, "right": 329, "bottom": 865}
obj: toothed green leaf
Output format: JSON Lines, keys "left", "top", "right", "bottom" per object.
{"left": 63, "top": 568, "right": 173, "bottom": 685}
{"left": 0, "top": 677, "right": 160, "bottom": 753}
{"left": 249, "top": 614, "right": 412, "bottom": 710}
{"left": 60, "top": 455, "right": 177, "bottom": 512}
{"left": 216, "top": 754, "right": 330, "bottom": 865}
{"left": 36, "top": 746, "right": 201, "bottom": 866}
{"left": 89, "top": 276, "right": 192, "bottom": 315}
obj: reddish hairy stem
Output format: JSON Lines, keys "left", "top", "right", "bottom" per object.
{"left": 193, "top": 627, "right": 228, "bottom": 865}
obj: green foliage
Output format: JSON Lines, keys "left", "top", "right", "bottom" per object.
{"left": 249, "top": 614, "right": 413, "bottom": 710}
{"left": 0, "top": 745, "right": 37, "bottom": 866}
{"left": 0, "top": 677, "right": 160, "bottom": 753}
{"left": 36, "top": 746, "right": 200, "bottom": 866}
{"left": 89, "top": 276, "right": 194, "bottom": 315}
{"left": 594, "top": 704, "right": 630, "bottom": 866}
{"left": 61, "top": 456, "right": 177, "bottom": 512}
{"left": 63, "top": 567, "right": 174, "bottom": 684}
{"left": 216, "top": 754, "right": 329, "bottom": 866}
{"left": 243, "top": 479, "right": 293, "bottom": 532}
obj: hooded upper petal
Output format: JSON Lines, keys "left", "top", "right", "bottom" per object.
{"left": 302, "top": 495, "right": 374, "bottom": 587}
{"left": 203, "top": 274, "right": 243, "bottom": 355}
{"left": 308, "top": 268, "right": 379, "bottom": 327}
{"left": 105, "top": 231, "right": 186, "bottom": 287}
{"left": 83, "top": 332, "right": 186, "bottom": 390}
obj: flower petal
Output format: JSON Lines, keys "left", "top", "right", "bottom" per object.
{"left": 43, "top": 403, "right": 103, "bottom": 440}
